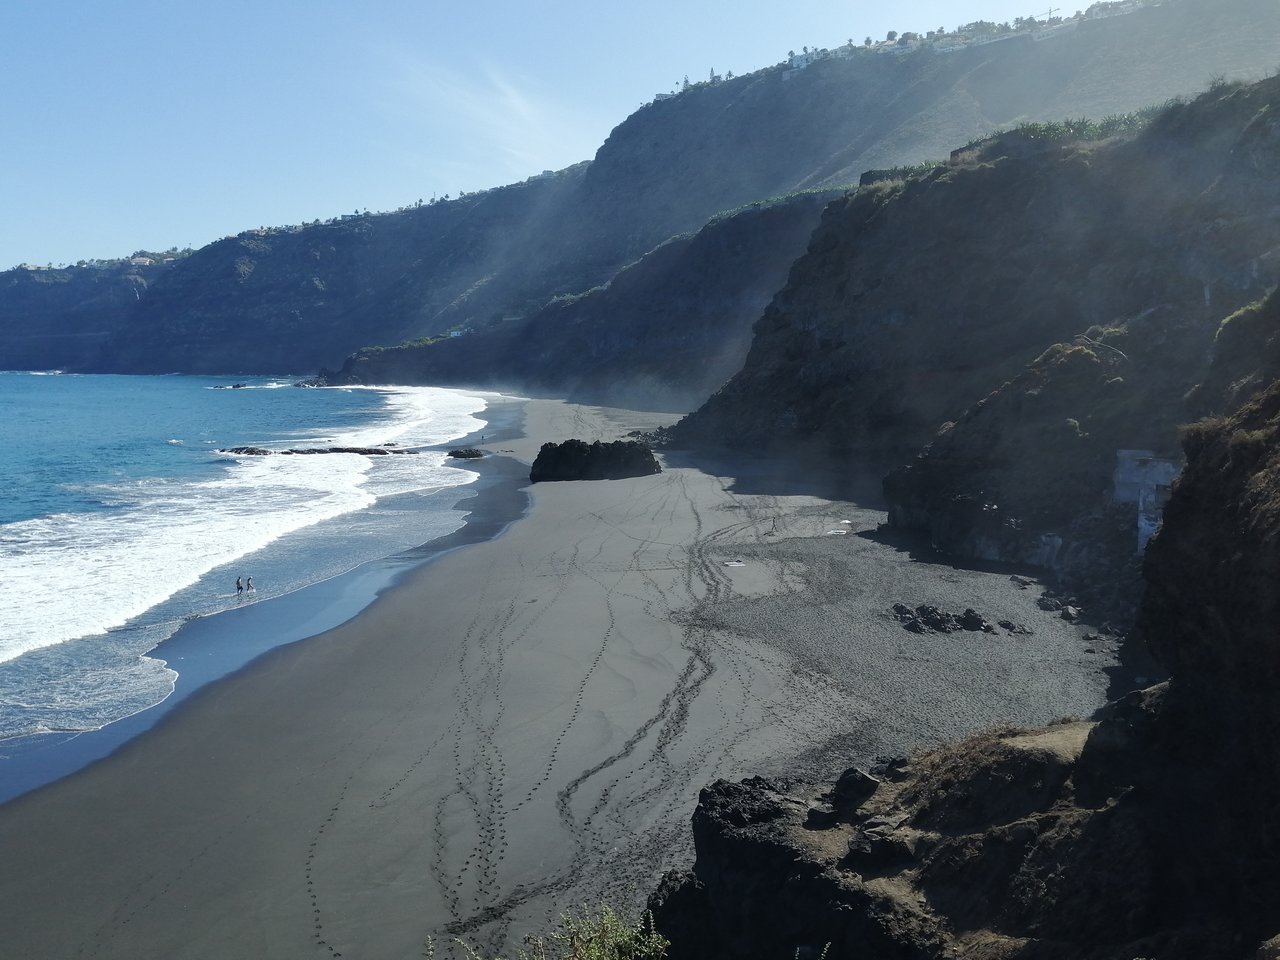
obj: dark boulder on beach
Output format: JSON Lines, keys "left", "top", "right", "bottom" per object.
{"left": 529, "top": 439, "right": 660, "bottom": 482}
{"left": 448, "top": 448, "right": 484, "bottom": 459}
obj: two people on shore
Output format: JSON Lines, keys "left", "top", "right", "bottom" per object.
{"left": 235, "top": 576, "right": 254, "bottom": 596}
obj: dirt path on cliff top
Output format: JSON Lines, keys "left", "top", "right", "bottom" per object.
{"left": 0, "top": 401, "right": 1118, "bottom": 960}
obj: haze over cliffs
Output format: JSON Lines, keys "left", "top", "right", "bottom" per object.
{"left": 641, "top": 69, "right": 1280, "bottom": 960}
{"left": 4, "top": 0, "right": 1277, "bottom": 386}
{"left": 326, "top": 193, "right": 837, "bottom": 411}
{"left": 679, "top": 75, "right": 1280, "bottom": 456}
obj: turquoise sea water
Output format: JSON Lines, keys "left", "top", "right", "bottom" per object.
{"left": 0, "top": 373, "right": 488, "bottom": 743}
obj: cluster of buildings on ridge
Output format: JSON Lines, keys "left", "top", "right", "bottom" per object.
{"left": 653, "top": 0, "right": 1160, "bottom": 102}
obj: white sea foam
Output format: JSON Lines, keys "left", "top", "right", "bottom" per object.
{"left": 0, "top": 385, "right": 488, "bottom": 666}
{"left": 204, "top": 380, "right": 294, "bottom": 390}
{"left": 0, "top": 455, "right": 375, "bottom": 663}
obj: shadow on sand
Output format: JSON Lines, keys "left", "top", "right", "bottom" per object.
{"left": 660, "top": 446, "right": 888, "bottom": 506}
{"left": 662, "top": 443, "right": 1168, "bottom": 704}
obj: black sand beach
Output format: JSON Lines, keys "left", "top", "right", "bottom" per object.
{"left": 0, "top": 401, "right": 1121, "bottom": 959}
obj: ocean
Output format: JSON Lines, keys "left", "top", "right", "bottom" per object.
{"left": 0, "top": 372, "right": 492, "bottom": 750}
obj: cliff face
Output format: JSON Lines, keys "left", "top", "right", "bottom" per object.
{"left": 6, "top": 0, "right": 1277, "bottom": 378}
{"left": 1139, "top": 388, "right": 1280, "bottom": 791}
{"left": 579, "top": 0, "right": 1280, "bottom": 223}
{"left": 879, "top": 295, "right": 1280, "bottom": 626}
{"left": 327, "top": 194, "right": 832, "bottom": 410}
{"left": 677, "top": 76, "right": 1280, "bottom": 468}
{"left": 1194, "top": 288, "right": 1280, "bottom": 414}
{"left": 878, "top": 311, "right": 1208, "bottom": 623}
{"left": 652, "top": 381, "right": 1280, "bottom": 960}
{"left": 0, "top": 262, "right": 168, "bottom": 371}
{"left": 92, "top": 171, "right": 589, "bottom": 375}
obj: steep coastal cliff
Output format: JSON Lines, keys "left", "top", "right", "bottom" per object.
{"left": 5, "top": 0, "right": 1277, "bottom": 378}
{"left": 677, "top": 76, "right": 1280, "bottom": 463}
{"left": 0, "top": 259, "right": 171, "bottom": 371}
{"left": 325, "top": 194, "right": 833, "bottom": 410}
{"left": 669, "top": 76, "right": 1280, "bottom": 630}
{"left": 652, "top": 379, "right": 1280, "bottom": 959}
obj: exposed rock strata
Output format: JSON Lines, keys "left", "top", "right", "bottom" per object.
{"left": 652, "top": 382, "right": 1280, "bottom": 959}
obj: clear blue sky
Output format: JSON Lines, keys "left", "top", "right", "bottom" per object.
{"left": 3, "top": 0, "right": 1054, "bottom": 268}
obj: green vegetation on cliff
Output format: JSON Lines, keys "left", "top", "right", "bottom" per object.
{"left": 678, "top": 70, "right": 1280, "bottom": 536}
{"left": 440, "top": 908, "right": 667, "bottom": 960}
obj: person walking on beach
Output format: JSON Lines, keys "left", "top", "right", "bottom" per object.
{"left": 236, "top": 576, "right": 243, "bottom": 596}
{"left": 246, "top": 576, "right": 254, "bottom": 592}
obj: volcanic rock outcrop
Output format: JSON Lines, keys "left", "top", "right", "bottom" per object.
{"left": 529, "top": 439, "right": 661, "bottom": 482}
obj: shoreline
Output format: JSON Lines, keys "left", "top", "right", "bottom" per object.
{"left": 0, "top": 400, "right": 1119, "bottom": 960}
{"left": 0, "top": 392, "right": 531, "bottom": 805}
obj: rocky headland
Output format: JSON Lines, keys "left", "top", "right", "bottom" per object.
{"left": 4, "top": 0, "right": 1277, "bottom": 381}
{"left": 672, "top": 74, "right": 1280, "bottom": 632}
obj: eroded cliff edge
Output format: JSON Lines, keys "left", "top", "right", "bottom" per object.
{"left": 651, "top": 380, "right": 1280, "bottom": 959}
{"left": 671, "top": 76, "right": 1280, "bottom": 629}
{"left": 7, "top": 0, "right": 1278, "bottom": 378}
{"left": 677, "top": 77, "right": 1280, "bottom": 467}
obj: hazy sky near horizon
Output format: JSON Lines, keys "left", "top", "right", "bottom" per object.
{"left": 5, "top": 0, "right": 1052, "bottom": 267}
